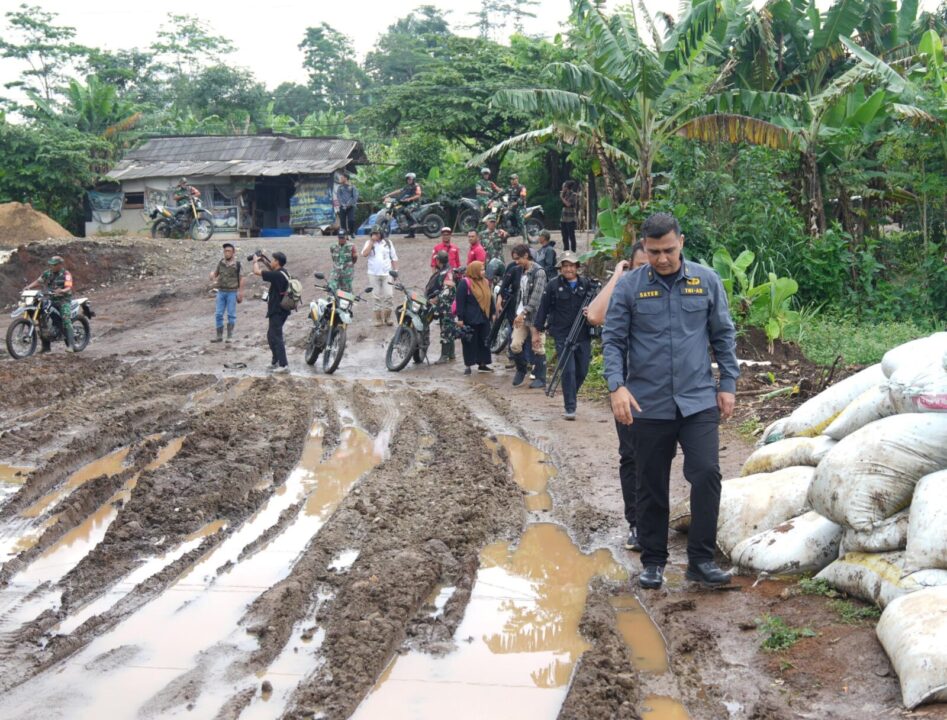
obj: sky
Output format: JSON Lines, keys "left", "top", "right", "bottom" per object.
{"left": 0, "top": 0, "right": 584, "bottom": 93}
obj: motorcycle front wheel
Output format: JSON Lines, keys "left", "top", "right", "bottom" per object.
{"left": 458, "top": 209, "right": 480, "bottom": 233}
{"left": 5, "top": 319, "right": 37, "bottom": 359}
{"left": 71, "top": 316, "right": 91, "bottom": 352}
{"left": 190, "top": 217, "right": 214, "bottom": 242}
{"left": 385, "top": 325, "right": 415, "bottom": 372}
{"left": 322, "top": 325, "right": 347, "bottom": 374}
{"left": 524, "top": 218, "right": 543, "bottom": 242}
{"left": 151, "top": 220, "right": 173, "bottom": 239}
{"left": 304, "top": 327, "right": 322, "bottom": 366}
{"left": 421, "top": 212, "right": 446, "bottom": 239}
{"left": 490, "top": 317, "right": 512, "bottom": 354}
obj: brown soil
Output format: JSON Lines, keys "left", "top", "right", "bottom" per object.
{"left": 0, "top": 202, "right": 73, "bottom": 248}
{"left": 0, "top": 230, "right": 942, "bottom": 720}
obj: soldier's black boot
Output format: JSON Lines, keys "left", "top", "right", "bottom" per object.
{"left": 226, "top": 323, "right": 234, "bottom": 343}
{"left": 64, "top": 326, "right": 76, "bottom": 353}
{"left": 528, "top": 357, "right": 546, "bottom": 389}
{"left": 39, "top": 340, "right": 52, "bottom": 354}
{"left": 211, "top": 326, "right": 224, "bottom": 343}
{"left": 435, "top": 342, "right": 452, "bottom": 364}
{"left": 446, "top": 340, "right": 455, "bottom": 360}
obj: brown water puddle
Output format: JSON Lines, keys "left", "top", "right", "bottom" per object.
{"left": 21, "top": 446, "right": 131, "bottom": 519}
{"left": 0, "top": 464, "right": 32, "bottom": 485}
{"left": 610, "top": 595, "right": 669, "bottom": 674}
{"left": 490, "top": 435, "right": 555, "bottom": 511}
{"left": 353, "top": 523, "right": 626, "bottom": 719}
{"left": 642, "top": 695, "right": 691, "bottom": 719}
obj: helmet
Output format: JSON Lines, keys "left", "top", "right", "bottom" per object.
{"left": 179, "top": 177, "right": 188, "bottom": 185}
{"left": 405, "top": 172, "right": 416, "bottom": 180}
{"left": 484, "top": 214, "right": 497, "bottom": 223}
{"left": 510, "top": 173, "right": 519, "bottom": 180}
{"left": 436, "top": 250, "right": 449, "bottom": 265}
{"left": 48, "top": 255, "right": 64, "bottom": 266}
{"left": 480, "top": 167, "right": 491, "bottom": 175}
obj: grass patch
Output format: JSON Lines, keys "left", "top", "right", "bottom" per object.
{"left": 737, "top": 417, "right": 763, "bottom": 441}
{"left": 829, "top": 599, "right": 881, "bottom": 624}
{"left": 757, "top": 614, "right": 817, "bottom": 652}
{"left": 793, "top": 315, "right": 937, "bottom": 365}
{"left": 797, "top": 577, "right": 839, "bottom": 598}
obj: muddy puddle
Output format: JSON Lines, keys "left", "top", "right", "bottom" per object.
{"left": 21, "top": 446, "right": 130, "bottom": 519}
{"left": 353, "top": 523, "right": 626, "bottom": 719}
{"left": 0, "top": 423, "right": 386, "bottom": 719}
{"left": 492, "top": 435, "right": 555, "bottom": 511}
{"left": 0, "top": 464, "right": 30, "bottom": 503}
{"left": 642, "top": 695, "right": 691, "bottom": 719}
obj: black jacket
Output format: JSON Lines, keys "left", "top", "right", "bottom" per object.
{"left": 535, "top": 275, "right": 594, "bottom": 340}
{"left": 454, "top": 277, "right": 495, "bottom": 326}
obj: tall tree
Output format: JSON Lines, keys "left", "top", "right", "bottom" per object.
{"left": 364, "top": 7, "right": 451, "bottom": 86}
{"left": 0, "top": 4, "right": 87, "bottom": 103}
{"left": 152, "top": 14, "right": 234, "bottom": 76}
{"left": 299, "top": 23, "right": 367, "bottom": 113}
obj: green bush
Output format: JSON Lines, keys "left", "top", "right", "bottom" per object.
{"left": 756, "top": 614, "right": 817, "bottom": 652}
{"left": 794, "top": 315, "right": 938, "bottom": 365}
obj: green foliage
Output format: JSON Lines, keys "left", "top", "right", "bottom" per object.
{"left": 829, "top": 599, "right": 881, "bottom": 624}
{"left": 797, "top": 577, "right": 839, "bottom": 597}
{"left": 299, "top": 23, "right": 367, "bottom": 114}
{"left": 756, "top": 615, "right": 817, "bottom": 652}
{"left": 795, "top": 314, "right": 938, "bottom": 365}
{"left": 152, "top": 14, "right": 233, "bottom": 76}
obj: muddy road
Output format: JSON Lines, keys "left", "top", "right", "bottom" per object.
{"left": 0, "top": 234, "right": 941, "bottom": 720}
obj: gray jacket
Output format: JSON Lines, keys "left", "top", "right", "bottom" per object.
{"left": 602, "top": 260, "right": 739, "bottom": 420}
{"left": 517, "top": 262, "right": 546, "bottom": 325}
{"left": 335, "top": 183, "right": 359, "bottom": 209}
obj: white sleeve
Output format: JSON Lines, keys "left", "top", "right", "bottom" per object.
{"left": 389, "top": 243, "right": 398, "bottom": 262}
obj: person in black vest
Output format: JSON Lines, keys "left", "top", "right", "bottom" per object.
{"left": 535, "top": 251, "right": 594, "bottom": 420}
{"left": 209, "top": 242, "right": 245, "bottom": 343}
{"left": 251, "top": 251, "right": 290, "bottom": 374}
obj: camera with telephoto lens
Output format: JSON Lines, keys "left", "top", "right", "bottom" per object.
{"left": 247, "top": 249, "right": 265, "bottom": 262}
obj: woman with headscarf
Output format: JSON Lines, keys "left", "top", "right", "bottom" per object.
{"left": 453, "top": 260, "right": 495, "bottom": 375}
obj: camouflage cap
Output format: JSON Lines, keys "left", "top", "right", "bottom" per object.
{"left": 483, "top": 214, "right": 497, "bottom": 222}
{"left": 48, "top": 255, "right": 64, "bottom": 265}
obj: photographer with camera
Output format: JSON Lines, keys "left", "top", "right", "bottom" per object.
{"left": 453, "top": 260, "right": 495, "bottom": 375}
{"left": 251, "top": 250, "right": 290, "bottom": 374}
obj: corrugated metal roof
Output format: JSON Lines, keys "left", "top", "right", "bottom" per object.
{"left": 106, "top": 134, "right": 366, "bottom": 180}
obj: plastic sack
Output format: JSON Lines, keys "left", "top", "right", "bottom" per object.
{"left": 905, "top": 470, "right": 947, "bottom": 571}
{"left": 888, "top": 352, "right": 947, "bottom": 414}
{"left": 877, "top": 587, "right": 947, "bottom": 709}
{"left": 807, "top": 413, "right": 947, "bottom": 531}
{"left": 670, "top": 499, "right": 691, "bottom": 533}
{"left": 761, "top": 364, "right": 885, "bottom": 443}
{"left": 741, "top": 436, "right": 836, "bottom": 476}
{"left": 824, "top": 384, "right": 896, "bottom": 440}
{"left": 840, "top": 510, "right": 909, "bottom": 555}
{"left": 717, "top": 466, "right": 815, "bottom": 555}
{"left": 730, "top": 511, "right": 842, "bottom": 575}
{"left": 815, "top": 551, "right": 947, "bottom": 608}
{"left": 881, "top": 331, "right": 947, "bottom": 378}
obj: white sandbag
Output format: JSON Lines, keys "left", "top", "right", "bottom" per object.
{"left": 741, "top": 436, "right": 836, "bottom": 476}
{"left": 824, "top": 384, "right": 896, "bottom": 440}
{"left": 717, "top": 466, "right": 815, "bottom": 555}
{"left": 888, "top": 352, "right": 947, "bottom": 414}
{"left": 670, "top": 499, "right": 691, "bottom": 532}
{"left": 807, "top": 413, "right": 947, "bottom": 531}
{"left": 905, "top": 470, "right": 947, "bottom": 571}
{"left": 881, "top": 331, "right": 947, "bottom": 378}
{"left": 730, "top": 511, "right": 842, "bottom": 574}
{"left": 877, "top": 587, "right": 947, "bottom": 709}
{"left": 760, "top": 417, "right": 791, "bottom": 445}
{"left": 840, "top": 510, "right": 909, "bottom": 555}
{"left": 764, "top": 364, "right": 886, "bottom": 442}
{"left": 815, "top": 551, "right": 947, "bottom": 608}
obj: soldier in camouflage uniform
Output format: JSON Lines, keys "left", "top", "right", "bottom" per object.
{"left": 425, "top": 250, "right": 457, "bottom": 364}
{"left": 25, "top": 255, "right": 74, "bottom": 352}
{"left": 506, "top": 173, "right": 528, "bottom": 236}
{"left": 481, "top": 214, "right": 508, "bottom": 280}
{"left": 475, "top": 168, "right": 500, "bottom": 212}
{"left": 329, "top": 229, "right": 358, "bottom": 292}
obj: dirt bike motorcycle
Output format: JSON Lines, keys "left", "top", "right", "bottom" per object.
{"left": 457, "top": 196, "right": 486, "bottom": 234}
{"left": 6, "top": 290, "right": 93, "bottom": 359}
{"left": 488, "top": 270, "right": 514, "bottom": 354}
{"left": 385, "top": 270, "right": 438, "bottom": 372}
{"left": 149, "top": 195, "right": 215, "bottom": 242}
{"left": 484, "top": 193, "right": 545, "bottom": 242}
{"left": 304, "top": 273, "right": 372, "bottom": 374}
{"left": 373, "top": 198, "right": 447, "bottom": 239}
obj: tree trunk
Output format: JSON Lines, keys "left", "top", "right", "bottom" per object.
{"left": 803, "top": 150, "right": 826, "bottom": 236}
{"left": 592, "top": 137, "right": 628, "bottom": 205}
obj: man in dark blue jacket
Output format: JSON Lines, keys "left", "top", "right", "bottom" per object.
{"left": 535, "top": 251, "right": 593, "bottom": 420}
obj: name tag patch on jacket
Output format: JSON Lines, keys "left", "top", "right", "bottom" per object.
{"left": 638, "top": 290, "right": 662, "bottom": 299}
{"left": 681, "top": 287, "right": 707, "bottom": 295}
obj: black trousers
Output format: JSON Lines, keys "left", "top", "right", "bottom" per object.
{"left": 461, "top": 322, "right": 491, "bottom": 367}
{"left": 631, "top": 407, "right": 721, "bottom": 567}
{"left": 338, "top": 206, "right": 356, "bottom": 235}
{"left": 553, "top": 337, "right": 590, "bottom": 413}
{"left": 560, "top": 221, "right": 577, "bottom": 252}
{"left": 267, "top": 312, "right": 289, "bottom": 367}
{"left": 615, "top": 420, "right": 637, "bottom": 528}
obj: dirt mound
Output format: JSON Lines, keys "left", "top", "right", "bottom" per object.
{"left": 0, "top": 240, "right": 153, "bottom": 305}
{"left": 0, "top": 202, "right": 73, "bottom": 248}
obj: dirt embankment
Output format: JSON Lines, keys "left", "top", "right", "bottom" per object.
{"left": 0, "top": 202, "right": 73, "bottom": 248}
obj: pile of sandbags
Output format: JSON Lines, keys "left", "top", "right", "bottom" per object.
{"left": 714, "top": 331, "right": 947, "bottom": 709}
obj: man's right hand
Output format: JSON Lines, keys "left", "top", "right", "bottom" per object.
{"left": 610, "top": 386, "right": 641, "bottom": 425}
{"left": 614, "top": 260, "right": 630, "bottom": 274}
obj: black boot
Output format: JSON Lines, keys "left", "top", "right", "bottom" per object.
{"left": 686, "top": 561, "right": 732, "bottom": 587}
{"left": 39, "top": 340, "right": 52, "bottom": 354}
{"left": 446, "top": 341, "right": 455, "bottom": 360}
{"left": 638, "top": 565, "right": 665, "bottom": 589}
{"left": 435, "top": 342, "right": 452, "bottom": 364}
{"left": 512, "top": 360, "right": 528, "bottom": 387}
{"left": 211, "top": 326, "right": 224, "bottom": 343}
{"left": 64, "top": 326, "right": 76, "bottom": 353}
{"left": 226, "top": 323, "right": 234, "bottom": 343}
{"left": 528, "top": 357, "right": 546, "bottom": 389}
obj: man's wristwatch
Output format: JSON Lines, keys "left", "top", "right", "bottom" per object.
{"left": 608, "top": 378, "right": 624, "bottom": 394}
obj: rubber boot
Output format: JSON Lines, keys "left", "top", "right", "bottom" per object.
{"left": 64, "top": 326, "right": 76, "bottom": 353}
{"left": 435, "top": 341, "right": 452, "bottom": 364}
{"left": 211, "top": 326, "right": 224, "bottom": 343}
{"left": 39, "top": 340, "right": 52, "bottom": 354}
{"left": 373, "top": 311, "right": 383, "bottom": 327}
{"left": 512, "top": 359, "right": 528, "bottom": 387}
{"left": 446, "top": 341, "right": 455, "bottom": 360}
{"left": 529, "top": 357, "right": 546, "bottom": 389}
{"left": 226, "top": 323, "right": 234, "bottom": 343}
{"left": 383, "top": 309, "right": 393, "bottom": 326}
